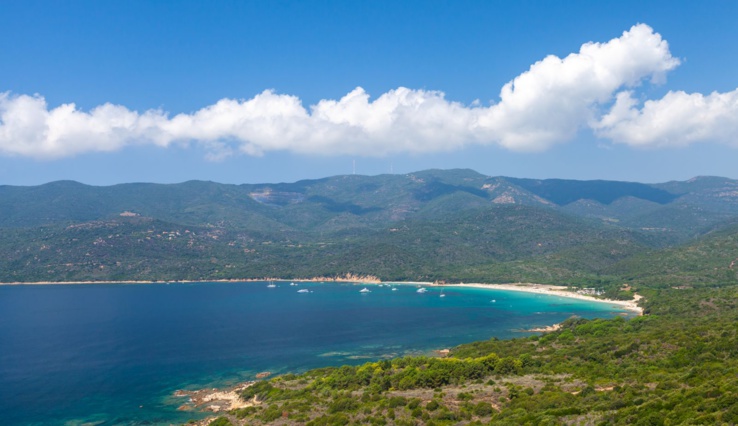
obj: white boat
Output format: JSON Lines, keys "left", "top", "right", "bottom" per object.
{"left": 297, "top": 289, "right": 309, "bottom": 293}
{"left": 360, "top": 288, "right": 371, "bottom": 293}
{"left": 290, "top": 282, "right": 296, "bottom": 286}
{"left": 391, "top": 287, "right": 398, "bottom": 291}
{"left": 416, "top": 288, "right": 428, "bottom": 293}
{"left": 440, "top": 291, "right": 446, "bottom": 298}
{"left": 267, "top": 283, "right": 276, "bottom": 288}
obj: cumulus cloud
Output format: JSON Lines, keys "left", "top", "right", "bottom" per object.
{"left": 595, "top": 89, "right": 738, "bottom": 148}
{"left": 475, "top": 23, "right": 679, "bottom": 151}
{"left": 3, "top": 23, "right": 728, "bottom": 159}
{"left": 0, "top": 93, "right": 169, "bottom": 158}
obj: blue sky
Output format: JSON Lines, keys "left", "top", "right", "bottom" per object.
{"left": 1, "top": 0, "right": 737, "bottom": 185}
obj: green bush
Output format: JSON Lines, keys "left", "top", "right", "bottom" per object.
{"left": 472, "top": 401, "right": 494, "bottom": 416}
{"left": 328, "top": 397, "right": 359, "bottom": 413}
{"left": 306, "top": 413, "right": 350, "bottom": 426}
{"left": 208, "top": 417, "right": 232, "bottom": 426}
{"left": 258, "top": 404, "right": 282, "bottom": 422}
{"left": 241, "top": 381, "right": 274, "bottom": 401}
{"left": 457, "top": 392, "right": 473, "bottom": 401}
{"left": 407, "top": 398, "right": 421, "bottom": 409}
{"left": 388, "top": 396, "right": 408, "bottom": 408}
{"left": 233, "top": 406, "right": 258, "bottom": 418}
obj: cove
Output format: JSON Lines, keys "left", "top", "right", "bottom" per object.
{"left": 0, "top": 281, "right": 633, "bottom": 425}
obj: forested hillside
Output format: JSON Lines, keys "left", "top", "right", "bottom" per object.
{"left": 3, "top": 170, "right": 738, "bottom": 286}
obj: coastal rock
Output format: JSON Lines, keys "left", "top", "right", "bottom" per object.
{"left": 526, "top": 323, "right": 562, "bottom": 333}
{"left": 173, "top": 381, "right": 255, "bottom": 412}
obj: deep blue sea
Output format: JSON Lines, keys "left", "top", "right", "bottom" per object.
{"left": 0, "top": 281, "right": 631, "bottom": 425}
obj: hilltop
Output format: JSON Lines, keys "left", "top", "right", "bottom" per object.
{"left": 3, "top": 169, "right": 738, "bottom": 291}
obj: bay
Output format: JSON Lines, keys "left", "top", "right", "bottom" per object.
{"left": 0, "top": 281, "right": 631, "bottom": 425}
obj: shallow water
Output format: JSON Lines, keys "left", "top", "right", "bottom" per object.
{"left": 0, "top": 281, "right": 630, "bottom": 425}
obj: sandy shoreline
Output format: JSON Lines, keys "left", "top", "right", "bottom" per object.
{"left": 0, "top": 277, "right": 642, "bottom": 315}
{"left": 383, "top": 281, "right": 643, "bottom": 315}
{"left": 0, "top": 274, "right": 381, "bottom": 286}
{"left": 456, "top": 283, "right": 643, "bottom": 315}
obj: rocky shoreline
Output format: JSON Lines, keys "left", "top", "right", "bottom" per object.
{"left": 174, "top": 381, "right": 255, "bottom": 413}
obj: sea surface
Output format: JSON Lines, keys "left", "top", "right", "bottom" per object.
{"left": 0, "top": 281, "right": 632, "bottom": 425}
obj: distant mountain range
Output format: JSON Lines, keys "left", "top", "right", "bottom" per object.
{"left": 2, "top": 169, "right": 738, "bottom": 289}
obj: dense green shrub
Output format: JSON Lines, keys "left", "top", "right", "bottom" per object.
{"left": 425, "top": 400, "right": 439, "bottom": 411}
{"left": 472, "top": 401, "right": 494, "bottom": 416}
{"left": 327, "top": 397, "right": 359, "bottom": 413}
{"left": 208, "top": 417, "right": 232, "bottom": 426}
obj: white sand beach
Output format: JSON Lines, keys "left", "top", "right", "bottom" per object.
{"left": 383, "top": 281, "right": 643, "bottom": 315}
{"left": 453, "top": 283, "right": 642, "bottom": 315}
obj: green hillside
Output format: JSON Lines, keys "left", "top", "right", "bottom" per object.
{"left": 605, "top": 223, "right": 738, "bottom": 288}
{"left": 0, "top": 205, "right": 651, "bottom": 284}
{"left": 4, "top": 169, "right": 738, "bottom": 286}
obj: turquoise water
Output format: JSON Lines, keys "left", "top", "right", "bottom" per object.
{"left": 0, "top": 281, "right": 631, "bottom": 425}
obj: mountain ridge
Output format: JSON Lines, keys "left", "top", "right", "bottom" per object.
{"left": 3, "top": 169, "right": 738, "bottom": 287}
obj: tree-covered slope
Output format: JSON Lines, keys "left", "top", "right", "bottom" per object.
{"left": 5, "top": 169, "right": 738, "bottom": 284}
{"left": 0, "top": 205, "right": 655, "bottom": 283}
{"left": 605, "top": 222, "right": 738, "bottom": 288}
{"left": 4, "top": 170, "right": 738, "bottom": 237}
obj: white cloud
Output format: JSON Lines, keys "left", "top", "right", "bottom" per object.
{"left": 0, "top": 93, "right": 169, "bottom": 158}
{"left": 3, "top": 23, "right": 726, "bottom": 160}
{"left": 595, "top": 89, "right": 738, "bottom": 148}
{"left": 476, "top": 23, "right": 679, "bottom": 151}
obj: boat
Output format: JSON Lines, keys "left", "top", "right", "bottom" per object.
{"left": 360, "top": 288, "right": 371, "bottom": 293}
{"left": 391, "top": 287, "right": 398, "bottom": 291}
{"left": 440, "top": 290, "right": 446, "bottom": 298}
{"left": 416, "top": 288, "right": 428, "bottom": 293}
{"left": 267, "top": 283, "right": 276, "bottom": 288}
{"left": 297, "top": 289, "right": 309, "bottom": 293}
{"left": 289, "top": 282, "right": 296, "bottom": 286}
